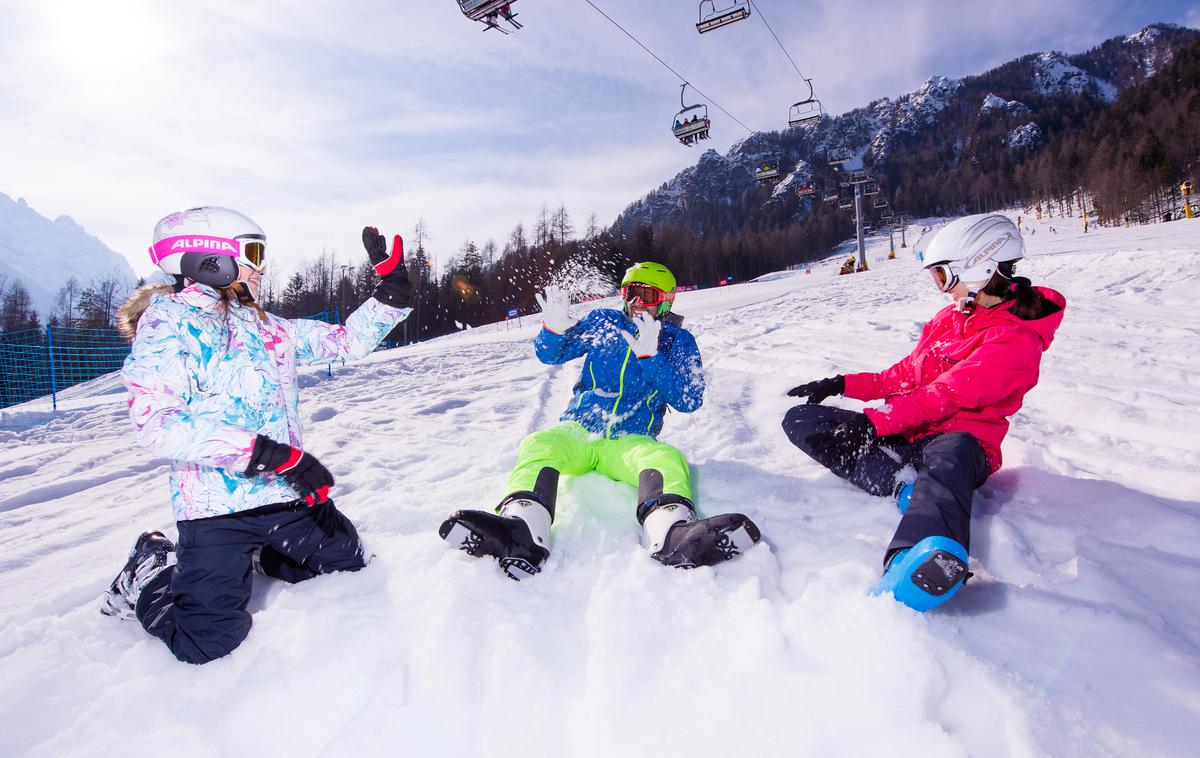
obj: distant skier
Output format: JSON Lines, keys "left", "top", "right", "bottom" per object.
{"left": 781, "top": 214, "right": 1065, "bottom": 611}
{"left": 101, "top": 207, "right": 412, "bottom": 664}
{"left": 440, "top": 262, "right": 761, "bottom": 579}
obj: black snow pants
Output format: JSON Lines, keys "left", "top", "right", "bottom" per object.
{"left": 136, "top": 499, "right": 366, "bottom": 665}
{"left": 781, "top": 404, "right": 991, "bottom": 560}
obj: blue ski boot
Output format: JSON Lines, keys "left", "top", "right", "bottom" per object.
{"left": 893, "top": 480, "right": 914, "bottom": 514}
{"left": 874, "top": 536, "right": 969, "bottom": 612}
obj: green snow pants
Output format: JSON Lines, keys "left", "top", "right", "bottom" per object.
{"left": 505, "top": 421, "right": 693, "bottom": 514}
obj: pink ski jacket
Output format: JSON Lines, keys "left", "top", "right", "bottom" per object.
{"left": 843, "top": 287, "right": 1065, "bottom": 472}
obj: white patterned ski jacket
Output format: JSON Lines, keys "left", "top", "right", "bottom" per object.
{"left": 122, "top": 284, "right": 409, "bottom": 520}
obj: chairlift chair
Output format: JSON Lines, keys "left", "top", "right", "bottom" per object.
{"left": 796, "top": 182, "right": 817, "bottom": 197}
{"left": 881, "top": 209, "right": 895, "bottom": 220}
{"left": 838, "top": 190, "right": 854, "bottom": 210}
{"left": 458, "top": 0, "right": 521, "bottom": 32}
{"left": 672, "top": 84, "right": 711, "bottom": 146}
{"left": 788, "top": 78, "right": 824, "bottom": 128}
{"left": 827, "top": 145, "right": 853, "bottom": 165}
{"left": 754, "top": 164, "right": 781, "bottom": 185}
{"left": 696, "top": 0, "right": 750, "bottom": 34}
{"left": 864, "top": 181, "right": 880, "bottom": 196}
{"left": 823, "top": 191, "right": 839, "bottom": 204}
{"left": 873, "top": 197, "right": 888, "bottom": 209}
{"left": 847, "top": 169, "right": 870, "bottom": 184}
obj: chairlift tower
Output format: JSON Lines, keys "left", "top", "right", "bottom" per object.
{"left": 854, "top": 183, "right": 867, "bottom": 270}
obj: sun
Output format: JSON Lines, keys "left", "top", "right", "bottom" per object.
{"left": 38, "top": 0, "right": 171, "bottom": 85}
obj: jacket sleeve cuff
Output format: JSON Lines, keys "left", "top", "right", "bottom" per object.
{"left": 843, "top": 372, "right": 879, "bottom": 401}
{"left": 864, "top": 407, "right": 901, "bottom": 437}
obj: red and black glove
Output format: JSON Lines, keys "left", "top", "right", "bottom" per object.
{"left": 245, "top": 435, "right": 334, "bottom": 507}
{"left": 362, "top": 226, "right": 412, "bottom": 308}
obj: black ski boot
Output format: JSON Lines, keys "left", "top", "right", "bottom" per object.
{"left": 101, "top": 531, "right": 176, "bottom": 620}
{"left": 641, "top": 499, "right": 761, "bottom": 569}
{"left": 440, "top": 497, "right": 552, "bottom": 581}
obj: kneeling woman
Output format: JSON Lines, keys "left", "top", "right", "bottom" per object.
{"left": 781, "top": 214, "right": 1065, "bottom": 611}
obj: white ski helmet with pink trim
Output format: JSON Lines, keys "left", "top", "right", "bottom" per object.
{"left": 149, "top": 207, "right": 267, "bottom": 288}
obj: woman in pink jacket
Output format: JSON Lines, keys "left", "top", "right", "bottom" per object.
{"left": 781, "top": 214, "right": 1065, "bottom": 611}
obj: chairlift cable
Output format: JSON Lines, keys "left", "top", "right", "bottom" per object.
{"left": 748, "top": 0, "right": 808, "bottom": 84}
{"left": 583, "top": 0, "right": 756, "bottom": 134}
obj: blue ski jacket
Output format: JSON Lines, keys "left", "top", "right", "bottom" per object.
{"left": 533, "top": 308, "right": 704, "bottom": 439}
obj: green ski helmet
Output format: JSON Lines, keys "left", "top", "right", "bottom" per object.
{"left": 620, "top": 261, "right": 677, "bottom": 317}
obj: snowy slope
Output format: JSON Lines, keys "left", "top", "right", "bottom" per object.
{"left": 1, "top": 216, "right": 1199, "bottom": 757}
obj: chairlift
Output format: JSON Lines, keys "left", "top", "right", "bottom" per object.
{"left": 672, "top": 84, "right": 711, "bottom": 146}
{"left": 754, "top": 163, "right": 781, "bottom": 186}
{"left": 788, "top": 78, "right": 824, "bottom": 128}
{"left": 696, "top": 0, "right": 750, "bottom": 34}
{"left": 864, "top": 181, "right": 880, "bottom": 196}
{"left": 827, "top": 145, "right": 853, "bottom": 165}
{"left": 873, "top": 197, "right": 888, "bottom": 209}
{"left": 847, "top": 169, "right": 870, "bottom": 184}
{"left": 838, "top": 190, "right": 854, "bottom": 210}
{"left": 823, "top": 191, "right": 840, "bottom": 204}
{"left": 881, "top": 209, "right": 895, "bottom": 220}
{"left": 796, "top": 182, "right": 817, "bottom": 197}
{"left": 458, "top": 0, "right": 522, "bottom": 32}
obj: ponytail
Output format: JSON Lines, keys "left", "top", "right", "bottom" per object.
{"left": 981, "top": 271, "right": 1047, "bottom": 321}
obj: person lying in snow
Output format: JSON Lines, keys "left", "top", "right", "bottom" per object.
{"left": 101, "top": 207, "right": 412, "bottom": 664}
{"left": 440, "top": 262, "right": 761, "bottom": 580}
{"left": 781, "top": 214, "right": 1065, "bottom": 612}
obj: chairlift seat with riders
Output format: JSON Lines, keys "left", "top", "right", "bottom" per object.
{"left": 873, "top": 196, "right": 888, "bottom": 209}
{"left": 672, "top": 84, "right": 711, "bottom": 146}
{"left": 796, "top": 182, "right": 817, "bottom": 197}
{"left": 696, "top": 0, "right": 750, "bottom": 34}
{"left": 458, "top": 0, "right": 521, "bottom": 32}
{"left": 864, "top": 181, "right": 881, "bottom": 196}
{"left": 838, "top": 190, "right": 854, "bottom": 210}
{"left": 881, "top": 209, "right": 895, "bottom": 220}
{"left": 847, "top": 169, "right": 870, "bottom": 184}
{"left": 754, "top": 164, "right": 781, "bottom": 185}
{"left": 823, "top": 191, "right": 839, "bottom": 204}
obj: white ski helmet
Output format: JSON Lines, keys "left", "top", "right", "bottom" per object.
{"left": 149, "top": 207, "right": 267, "bottom": 288}
{"left": 922, "top": 214, "right": 1023, "bottom": 293}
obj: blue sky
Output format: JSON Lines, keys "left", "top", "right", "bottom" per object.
{"left": 1, "top": 0, "right": 1196, "bottom": 279}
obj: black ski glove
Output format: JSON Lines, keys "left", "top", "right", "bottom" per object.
{"left": 786, "top": 375, "right": 845, "bottom": 404}
{"left": 245, "top": 435, "right": 335, "bottom": 507}
{"left": 362, "top": 226, "right": 413, "bottom": 308}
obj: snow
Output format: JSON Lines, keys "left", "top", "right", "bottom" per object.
{"left": 3, "top": 215, "right": 1200, "bottom": 756}
{"left": 1031, "top": 52, "right": 1118, "bottom": 103}
{"left": 772, "top": 160, "right": 812, "bottom": 200}
{"left": 980, "top": 93, "right": 1032, "bottom": 117}
{"left": 1005, "top": 122, "right": 1043, "bottom": 151}
{"left": 0, "top": 193, "right": 136, "bottom": 320}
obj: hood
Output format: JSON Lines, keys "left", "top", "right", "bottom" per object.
{"left": 985, "top": 286, "right": 1066, "bottom": 350}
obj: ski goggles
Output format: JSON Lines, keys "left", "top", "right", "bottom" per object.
{"left": 927, "top": 262, "right": 958, "bottom": 293}
{"left": 149, "top": 234, "right": 267, "bottom": 271}
{"left": 620, "top": 283, "right": 673, "bottom": 307}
